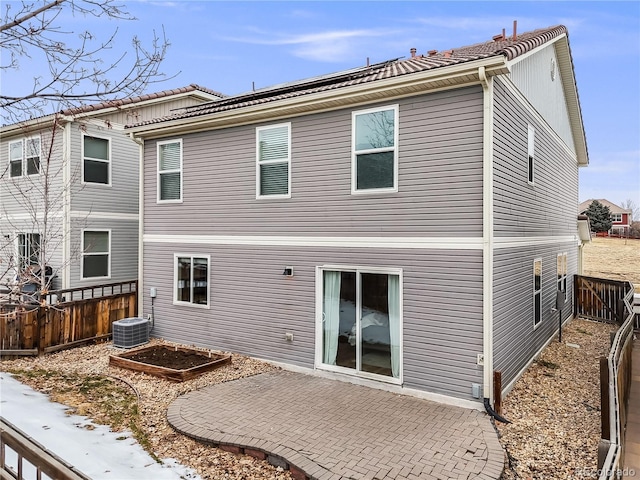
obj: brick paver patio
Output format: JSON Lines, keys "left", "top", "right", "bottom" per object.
{"left": 167, "top": 371, "right": 504, "bottom": 480}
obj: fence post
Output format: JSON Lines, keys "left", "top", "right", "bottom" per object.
{"left": 573, "top": 275, "right": 578, "bottom": 319}
{"left": 37, "top": 307, "right": 47, "bottom": 355}
{"left": 493, "top": 371, "right": 502, "bottom": 416}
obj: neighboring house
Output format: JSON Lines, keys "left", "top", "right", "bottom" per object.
{"left": 579, "top": 199, "right": 632, "bottom": 236}
{"left": 127, "top": 25, "right": 589, "bottom": 407}
{"left": 0, "top": 85, "right": 223, "bottom": 295}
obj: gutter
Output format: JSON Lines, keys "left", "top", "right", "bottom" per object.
{"left": 479, "top": 66, "right": 495, "bottom": 405}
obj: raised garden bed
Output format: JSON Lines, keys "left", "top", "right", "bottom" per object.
{"left": 109, "top": 344, "right": 231, "bottom": 382}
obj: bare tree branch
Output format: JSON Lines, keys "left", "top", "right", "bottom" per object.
{"left": 1, "top": 0, "right": 175, "bottom": 124}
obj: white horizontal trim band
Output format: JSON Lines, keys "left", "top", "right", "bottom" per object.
{"left": 144, "top": 234, "right": 579, "bottom": 249}
{"left": 71, "top": 211, "right": 139, "bottom": 221}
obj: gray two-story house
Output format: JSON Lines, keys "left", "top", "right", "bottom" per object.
{"left": 0, "top": 85, "right": 222, "bottom": 296}
{"left": 127, "top": 25, "right": 589, "bottom": 407}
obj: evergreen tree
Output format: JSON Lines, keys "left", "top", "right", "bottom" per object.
{"left": 584, "top": 200, "right": 612, "bottom": 233}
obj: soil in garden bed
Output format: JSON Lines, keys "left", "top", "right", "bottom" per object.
{"left": 125, "top": 347, "right": 217, "bottom": 369}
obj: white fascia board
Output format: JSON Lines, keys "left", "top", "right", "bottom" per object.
{"left": 128, "top": 57, "right": 509, "bottom": 139}
{"left": 0, "top": 114, "right": 70, "bottom": 138}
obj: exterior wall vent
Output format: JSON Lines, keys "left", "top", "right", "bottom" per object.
{"left": 112, "top": 317, "right": 150, "bottom": 348}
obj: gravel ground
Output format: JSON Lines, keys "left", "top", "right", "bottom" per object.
{"left": 496, "top": 318, "right": 618, "bottom": 480}
{"left": 1, "top": 338, "right": 292, "bottom": 480}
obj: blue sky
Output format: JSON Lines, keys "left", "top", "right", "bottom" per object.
{"left": 5, "top": 1, "right": 640, "bottom": 209}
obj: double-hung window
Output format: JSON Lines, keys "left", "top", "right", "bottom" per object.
{"left": 158, "top": 140, "right": 182, "bottom": 202}
{"left": 82, "top": 230, "right": 110, "bottom": 279}
{"left": 611, "top": 213, "right": 622, "bottom": 222}
{"left": 256, "top": 123, "right": 290, "bottom": 198}
{"left": 557, "top": 253, "right": 567, "bottom": 302}
{"left": 533, "top": 258, "right": 542, "bottom": 327}
{"left": 9, "top": 137, "right": 40, "bottom": 177}
{"left": 352, "top": 105, "right": 398, "bottom": 193}
{"left": 527, "top": 125, "right": 535, "bottom": 185}
{"left": 174, "top": 255, "right": 210, "bottom": 307}
{"left": 83, "top": 135, "right": 110, "bottom": 185}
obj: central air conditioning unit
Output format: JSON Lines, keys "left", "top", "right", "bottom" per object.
{"left": 112, "top": 317, "right": 150, "bottom": 348}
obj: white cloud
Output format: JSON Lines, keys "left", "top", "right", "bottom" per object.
{"left": 221, "top": 28, "right": 397, "bottom": 62}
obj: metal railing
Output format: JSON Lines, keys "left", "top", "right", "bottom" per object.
{"left": 598, "top": 282, "right": 635, "bottom": 479}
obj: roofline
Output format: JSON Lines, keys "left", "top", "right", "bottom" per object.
{"left": 0, "top": 85, "right": 223, "bottom": 138}
{"left": 127, "top": 56, "right": 510, "bottom": 138}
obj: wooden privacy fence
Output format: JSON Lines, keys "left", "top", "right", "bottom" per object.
{"left": 0, "top": 280, "right": 137, "bottom": 356}
{"left": 574, "top": 275, "right": 633, "bottom": 324}
{"left": 597, "top": 280, "right": 635, "bottom": 479}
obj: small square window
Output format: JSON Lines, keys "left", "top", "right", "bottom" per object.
{"left": 82, "top": 230, "right": 110, "bottom": 279}
{"left": 174, "top": 255, "right": 209, "bottom": 307}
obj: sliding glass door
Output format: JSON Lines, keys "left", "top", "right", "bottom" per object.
{"left": 319, "top": 267, "right": 401, "bottom": 382}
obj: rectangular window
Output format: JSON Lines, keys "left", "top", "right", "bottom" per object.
{"left": 17, "top": 233, "right": 41, "bottom": 271}
{"left": 82, "top": 230, "right": 110, "bottom": 279}
{"left": 174, "top": 255, "right": 209, "bottom": 307}
{"left": 527, "top": 125, "right": 535, "bottom": 184}
{"left": 557, "top": 253, "right": 567, "bottom": 302}
{"left": 25, "top": 137, "right": 41, "bottom": 175}
{"left": 611, "top": 213, "right": 622, "bottom": 222}
{"left": 256, "top": 123, "right": 290, "bottom": 198}
{"left": 318, "top": 266, "right": 402, "bottom": 384}
{"left": 9, "top": 140, "right": 23, "bottom": 177}
{"left": 352, "top": 105, "right": 398, "bottom": 193}
{"left": 534, "top": 258, "right": 542, "bottom": 327}
{"left": 158, "top": 140, "right": 182, "bottom": 202}
{"left": 9, "top": 137, "right": 40, "bottom": 177}
{"left": 83, "top": 135, "right": 110, "bottom": 184}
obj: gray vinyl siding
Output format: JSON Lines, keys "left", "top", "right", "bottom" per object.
{"left": 493, "top": 242, "right": 577, "bottom": 388}
{"left": 143, "top": 86, "right": 484, "bottom": 238}
{"left": 0, "top": 126, "right": 65, "bottom": 288}
{"left": 510, "top": 44, "right": 574, "bottom": 151}
{"left": 0, "top": 127, "right": 65, "bottom": 218}
{"left": 69, "top": 218, "right": 138, "bottom": 286}
{"left": 493, "top": 77, "right": 579, "bottom": 237}
{"left": 142, "top": 243, "right": 484, "bottom": 401}
{"left": 70, "top": 122, "right": 139, "bottom": 214}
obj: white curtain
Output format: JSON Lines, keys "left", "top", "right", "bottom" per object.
{"left": 388, "top": 275, "right": 401, "bottom": 378}
{"left": 323, "top": 271, "right": 341, "bottom": 365}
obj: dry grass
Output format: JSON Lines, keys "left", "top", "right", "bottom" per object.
{"left": 582, "top": 237, "right": 640, "bottom": 291}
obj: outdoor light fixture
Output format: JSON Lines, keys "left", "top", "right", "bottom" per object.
{"left": 282, "top": 266, "right": 293, "bottom": 277}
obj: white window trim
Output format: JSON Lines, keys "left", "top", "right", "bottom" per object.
{"left": 81, "top": 229, "right": 111, "bottom": 280}
{"left": 557, "top": 252, "right": 568, "bottom": 303}
{"left": 9, "top": 136, "right": 41, "bottom": 177}
{"left": 315, "top": 264, "right": 403, "bottom": 385}
{"left": 81, "top": 133, "right": 112, "bottom": 187}
{"left": 610, "top": 213, "right": 623, "bottom": 223}
{"left": 351, "top": 105, "right": 399, "bottom": 195}
{"left": 527, "top": 124, "right": 535, "bottom": 186}
{"left": 14, "top": 231, "right": 41, "bottom": 272}
{"left": 533, "top": 258, "right": 542, "bottom": 329}
{"left": 173, "top": 254, "right": 211, "bottom": 309}
{"left": 157, "top": 139, "right": 183, "bottom": 203}
{"left": 256, "top": 123, "right": 291, "bottom": 199}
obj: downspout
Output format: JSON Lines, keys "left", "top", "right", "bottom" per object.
{"left": 129, "top": 132, "right": 144, "bottom": 318}
{"left": 62, "top": 119, "right": 72, "bottom": 290}
{"left": 479, "top": 66, "right": 495, "bottom": 406}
